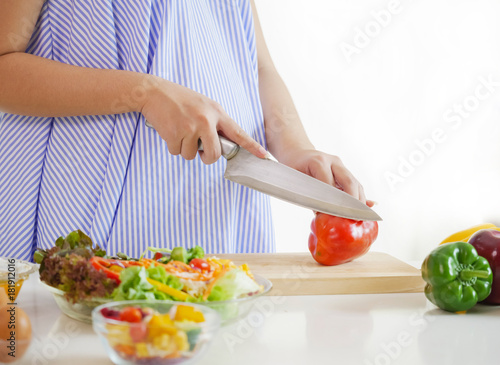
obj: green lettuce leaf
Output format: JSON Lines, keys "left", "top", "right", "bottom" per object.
{"left": 207, "top": 268, "right": 261, "bottom": 301}
{"left": 113, "top": 264, "right": 184, "bottom": 301}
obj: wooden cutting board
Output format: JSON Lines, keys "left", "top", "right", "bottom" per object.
{"left": 215, "top": 252, "right": 425, "bottom": 296}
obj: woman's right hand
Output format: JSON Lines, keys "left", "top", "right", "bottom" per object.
{"left": 140, "top": 76, "right": 267, "bottom": 164}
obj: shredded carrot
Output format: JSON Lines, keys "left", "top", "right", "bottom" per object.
{"left": 140, "top": 258, "right": 215, "bottom": 281}
{"left": 140, "top": 258, "right": 162, "bottom": 268}
{"left": 202, "top": 266, "right": 229, "bottom": 301}
{"left": 168, "top": 260, "right": 194, "bottom": 271}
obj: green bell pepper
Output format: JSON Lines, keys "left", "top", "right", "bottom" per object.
{"left": 421, "top": 241, "right": 493, "bottom": 312}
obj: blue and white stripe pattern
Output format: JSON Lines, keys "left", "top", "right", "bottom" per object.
{"left": 0, "top": 0, "right": 275, "bottom": 261}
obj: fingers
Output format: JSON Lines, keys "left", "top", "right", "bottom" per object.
{"left": 328, "top": 157, "right": 372, "bottom": 205}
{"left": 145, "top": 82, "right": 265, "bottom": 163}
{"left": 330, "top": 158, "right": 360, "bottom": 199}
{"left": 165, "top": 133, "right": 182, "bottom": 157}
{"left": 358, "top": 184, "right": 367, "bottom": 205}
{"left": 179, "top": 134, "right": 200, "bottom": 160}
{"left": 218, "top": 116, "right": 268, "bottom": 159}
{"left": 307, "top": 157, "right": 336, "bottom": 187}
{"left": 199, "top": 132, "right": 221, "bottom": 165}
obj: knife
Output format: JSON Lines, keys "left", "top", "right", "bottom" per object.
{"left": 145, "top": 121, "right": 381, "bottom": 221}
{"left": 201, "top": 136, "right": 382, "bottom": 221}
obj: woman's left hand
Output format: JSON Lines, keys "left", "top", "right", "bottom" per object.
{"left": 280, "top": 149, "right": 374, "bottom": 207}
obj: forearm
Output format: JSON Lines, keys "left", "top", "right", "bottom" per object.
{"left": 259, "top": 65, "right": 315, "bottom": 163}
{"left": 0, "top": 52, "right": 152, "bottom": 117}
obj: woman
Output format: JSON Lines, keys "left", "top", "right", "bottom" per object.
{"left": 0, "top": 0, "right": 371, "bottom": 261}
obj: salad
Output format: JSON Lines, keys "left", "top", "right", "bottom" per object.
{"left": 35, "top": 230, "right": 264, "bottom": 305}
{"left": 93, "top": 302, "right": 219, "bottom": 364}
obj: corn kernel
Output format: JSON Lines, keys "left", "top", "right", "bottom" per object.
{"left": 173, "top": 331, "right": 189, "bottom": 352}
{"left": 106, "top": 324, "right": 133, "bottom": 346}
{"left": 136, "top": 342, "right": 149, "bottom": 358}
{"left": 153, "top": 334, "right": 170, "bottom": 349}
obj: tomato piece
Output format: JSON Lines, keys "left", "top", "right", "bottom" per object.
{"left": 189, "top": 258, "right": 209, "bottom": 271}
{"left": 120, "top": 307, "right": 143, "bottom": 323}
{"left": 129, "top": 322, "right": 148, "bottom": 342}
{"left": 308, "top": 213, "right": 378, "bottom": 266}
{"left": 154, "top": 252, "right": 164, "bottom": 261}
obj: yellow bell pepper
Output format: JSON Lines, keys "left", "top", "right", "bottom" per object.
{"left": 146, "top": 278, "right": 192, "bottom": 301}
{"left": 148, "top": 314, "right": 178, "bottom": 338}
{"left": 439, "top": 223, "right": 500, "bottom": 245}
{"left": 174, "top": 305, "right": 205, "bottom": 323}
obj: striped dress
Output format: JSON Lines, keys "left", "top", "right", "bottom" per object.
{"left": 0, "top": 0, "right": 275, "bottom": 261}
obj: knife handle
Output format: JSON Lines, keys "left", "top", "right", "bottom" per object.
{"left": 198, "top": 136, "right": 240, "bottom": 160}
{"left": 145, "top": 120, "right": 240, "bottom": 160}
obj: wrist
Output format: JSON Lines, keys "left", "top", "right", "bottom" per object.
{"left": 136, "top": 73, "right": 177, "bottom": 115}
{"left": 136, "top": 73, "right": 161, "bottom": 114}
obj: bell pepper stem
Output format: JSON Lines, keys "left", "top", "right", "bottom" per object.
{"left": 459, "top": 269, "right": 490, "bottom": 281}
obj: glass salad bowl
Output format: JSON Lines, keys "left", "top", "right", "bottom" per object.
{"left": 93, "top": 300, "right": 220, "bottom": 365}
{"left": 39, "top": 280, "right": 112, "bottom": 324}
{"left": 200, "top": 273, "right": 272, "bottom": 326}
{"left": 0, "top": 258, "right": 36, "bottom": 303}
{"left": 40, "top": 274, "right": 272, "bottom": 325}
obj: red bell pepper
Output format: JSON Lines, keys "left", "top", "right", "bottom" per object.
{"left": 89, "top": 257, "right": 141, "bottom": 283}
{"left": 308, "top": 213, "right": 378, "bottom": 266}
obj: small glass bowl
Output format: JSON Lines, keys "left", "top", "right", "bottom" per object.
{"left": 0, "top": 258, "right": 36, "bottom": 302}
{"left": 92, "top": 301, "right": 220, "bottom": 365}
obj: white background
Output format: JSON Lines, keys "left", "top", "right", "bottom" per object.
{"left": 255, "top": 0, "right": 500, "bottom": 261}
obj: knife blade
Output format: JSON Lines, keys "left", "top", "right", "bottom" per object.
{"left": 201, "top": 136, "right": 382, "bottom": 221}
{"left": 144, "top": 121, "right": 381, "bottom": 220}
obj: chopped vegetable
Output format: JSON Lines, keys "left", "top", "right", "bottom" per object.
{"left": 421, "top": 241, "right": 493, "bottom": 312}
{"left": 140, "top": 245, "right": 204, "bottom": 265}
{"left": 35, "top": 230, "right": 118, "bottom": 302}
{"left": 175, "top": 305, "right": 205, "bottom": 323}
{"left": 146, "top": 278, "right": 193, "bottom": 301}
{"left": 119, "top": 307, "right": 143, "bottom": 323}
{"left": 186, "top": 246, "right": 205, "bottom": 262}
{"left": 170, "top": 246, "right": 205, "bottom": 264}
{"left": 90, "top": 257, "right": 122, "bottom": 282}
{"left": 171, "top": 247, "right": 189, "bottom": 263}
{"left": 207, "top": 268, "right": 261, "bottom": 301}
{"left": 89, "top": 257, "right": 143, "bottom": 283}
{"left": 99, "top": 304, "right": 203, "bottom": 362}
{"left": 113, "top": 265, "right": 185, "bottom": 301}
{"left": 129, "top": 322, "right": 148, "bottom": 342}
{"left": 190, "top": 258, "right": 210, "bottom": 272}
{"left": 41, "top": 252, "right": 117, "bottom": 302}
{"left": 34, "top": 229, "right": 105, "bottom": 267}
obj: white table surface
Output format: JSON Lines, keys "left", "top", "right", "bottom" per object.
{"left": 13, "top": 265, "right": 500, "bottom": 365}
